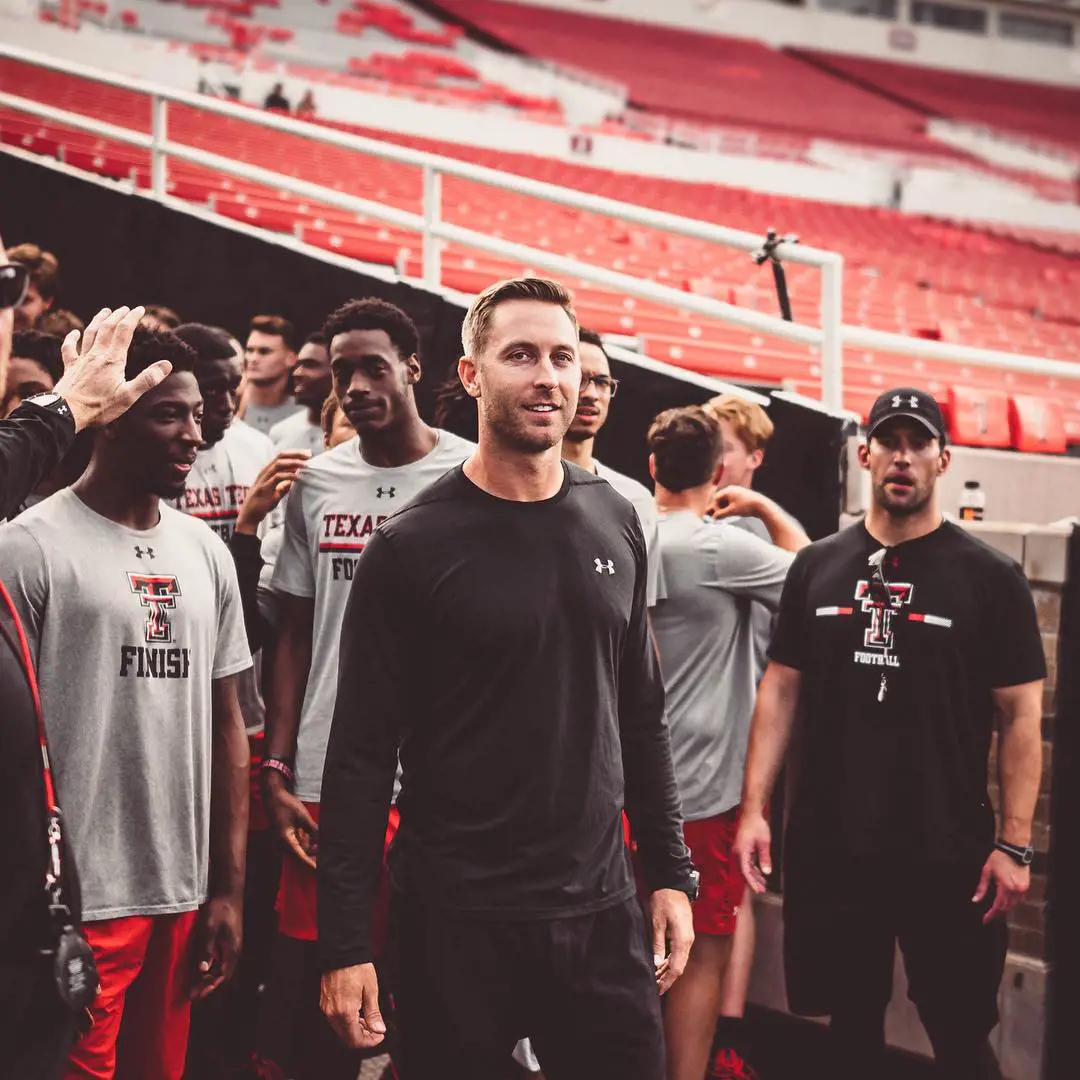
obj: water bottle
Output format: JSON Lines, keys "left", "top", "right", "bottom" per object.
{"left": 959, "top": 480, "right": 985, "bottom": 522}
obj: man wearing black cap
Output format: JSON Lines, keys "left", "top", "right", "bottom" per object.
{"left": 734, "top": 388, "right": 1046, "bottom": 1079}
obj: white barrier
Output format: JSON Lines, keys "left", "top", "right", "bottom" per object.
{"left": 1, "top": 43, "right": 1076, "bottom": 410}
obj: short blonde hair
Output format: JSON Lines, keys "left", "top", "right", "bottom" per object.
{"left": 461, "top": 277, "right": 577, "bottom": 357}
{"left": 704, "top": 395, "right": 774, "bottom": 454}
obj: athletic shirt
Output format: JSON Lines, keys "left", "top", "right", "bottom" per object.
{"left": 0, "top": 491, "right": 251, "bottom": 920}
{"left": 270, "top": 409, "right": 323, "bottom": 457}
{"left": 171, "top": 420, "right": 275, "bottom": 542}
{"left": 724, "top": 514, "right": 775, "bottom": 682}
{"left": 243, "top": 399, "right": 304, "bottom": 438}
{"left": 594, "top": 459, "right": 665, "bottom": 606}
{"left": 651, "top": 512, "right": 792, "bottom": 820}
{"left": 270, "top": 430, "right": 475, "bottom": 802}
{"left": 317, "top": 463, "right": 691, "bottom": 970}
{"left": 769, "top": 520, "right": 1046, "bottom": 869}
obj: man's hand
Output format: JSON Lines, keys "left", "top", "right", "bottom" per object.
{"left": 54, "top": 306, "right": 172, "bottom": 431}
{"left": 235, "top": 450, "right": 311, "bottom": 535}
{"left": 707, "top": 485, "right": 764, "bottom": 522}
{"left": 973, "top": 849, "right": 1030, "bottom": 924}
{"left": 321, "top": 963, "right": 387, "bottom": 1049}
{"left": 734, "top": 810, "right": 773, "bottom": 895}
{"left": 264, "top": 773, "right": 318, "bottom": 869}
{"left": 650, "top": 888, "right": 694, "bottom": 995}
{"left": 190, "top": 894, "right": 243, "bottom": 999}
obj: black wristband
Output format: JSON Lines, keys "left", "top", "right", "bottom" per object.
{"left": 994, "top": 840, "right": 1034, "bottom": 866}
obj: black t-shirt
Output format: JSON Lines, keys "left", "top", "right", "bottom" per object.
{"left": 769, "top": 520, "right": 1046, "bottom": 870}
{"left": 317, "top": 462, "right": 690, "bottom": 970}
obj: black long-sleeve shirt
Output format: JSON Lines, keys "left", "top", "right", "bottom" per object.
{"left": 228, "top": 531, "right": 274, "bottom": 653}
{"left": 0, "top": 400, "right": 75, "bottom": 521}
{"left": 318, "top": 463, "right": 691, "bottom": 970}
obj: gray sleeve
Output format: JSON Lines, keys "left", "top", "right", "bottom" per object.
{"left": 701, "top": 524, "right": 794, "bottom": 612}
{"left": 635, "top": 498, "right": 665, "bottom": 607}
{"left": 0, "top": 523, "right": 49, "bottom": 659}
{"left": 270, "top": 476, "right": 315, "bottom": 598}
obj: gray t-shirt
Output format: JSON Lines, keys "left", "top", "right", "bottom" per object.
{"left": 270, "top": 430, "right": 475, "bottom": 801}
{"left": 651, "top": 511, "right": 793, "bottom": 820}
{"left": 171, "top": 420, "right": 275, "bottom": 542}
{"left": 724, "top": 514, "right": 774, "bottom": 682}
{"left": 244, "top": 399, "right": 304, "bottom": 438}
{"left": 0, "top": 490, "right": 252, "bottom": 920}
{"left": 270, "top": 409, "right": 323, "bottom": 457}
{"left": 594, "top": 460, "right": 665, "bottom": 607}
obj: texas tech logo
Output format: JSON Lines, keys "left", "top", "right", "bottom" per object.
{"left": 851, "top": 583, "right": 911, "bottom": 665}
{"left": 128, "top": 573, "right": 180, "bottom": 643}
{"left": 120, "top": 573, "right": 191, "bottom": 679}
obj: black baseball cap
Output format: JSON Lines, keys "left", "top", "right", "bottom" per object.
{"left": 866, "top": 387, "right": 947, "bottom": 444}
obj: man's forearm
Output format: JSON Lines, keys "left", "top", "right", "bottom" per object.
{"left": 265, "top": 617, "right": 313, "bottom": 761}
{"left": 211, "top": 691, "right": 250, "bottom": 899}
{"left": 741, "top": 664, "right": 800, "bottom": 816}
{"left": 755, "top": 499, "right": 810, "bottom": 553}
{"left": 997, "top": 708, "right": 1043, "bottom": 847}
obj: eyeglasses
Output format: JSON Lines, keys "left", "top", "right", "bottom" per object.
{"left": 580, "top": 373, "right": 619, "bottom": 397}
{"left": 0, "top": 262, "right": 30, "bottom": 311}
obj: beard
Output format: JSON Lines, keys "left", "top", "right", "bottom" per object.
{"left": 480, "top": 385, "right": 573, "bottom": 453}
{"left": 874, "top": 480, "right": 932, "bottom": 517}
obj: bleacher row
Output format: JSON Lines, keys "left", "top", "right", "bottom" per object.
{"left": 49, "top": 0, "right": 564, "bottom": 119}
{"left": 1, "top": 56, "right": 1078, "bottom": 450}
{"left": 438, "top": 0, "right": 1080, "bottom": 160}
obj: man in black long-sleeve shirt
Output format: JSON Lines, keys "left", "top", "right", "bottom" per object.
{"left": 319, "top": 278, "right": 696, "bottom": 1078}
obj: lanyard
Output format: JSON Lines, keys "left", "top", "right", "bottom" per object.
{"left": 0, "top": 578, "right": 70, "bottom": 918}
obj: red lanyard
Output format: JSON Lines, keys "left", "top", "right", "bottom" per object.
{"left": 0, "top": 578, "right": 68, "bottom": 910}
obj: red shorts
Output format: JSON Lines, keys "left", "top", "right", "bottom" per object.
{"left": 683, "top": 808, "right": 745, "bottom": 937}
{"left": 64, "top": 910, "right": 198, "bottom": 1080}
{"left": 276, "top": 802, "right": 400, "bottom": 953}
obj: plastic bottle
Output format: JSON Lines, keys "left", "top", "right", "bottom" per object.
{"left": 959, "top": 480, "right": 985, "bottom": 521}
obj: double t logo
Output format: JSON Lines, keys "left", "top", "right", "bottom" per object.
{"left": 127, "top": 574, "right": 181, "bottom": 644}
{"left": 854, "top": 579, "right": 913, "bottom": 650}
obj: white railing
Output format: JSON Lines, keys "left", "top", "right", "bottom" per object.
{"left": 1, "top": 43, "right": 1078, "bottom": 409}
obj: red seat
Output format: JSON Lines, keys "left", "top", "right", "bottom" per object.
{"left": 1009, "top": 395, "right": 1067, "bottom": 455}
{"left": 947, "top": 387, "right": 1011, "bottom": 449}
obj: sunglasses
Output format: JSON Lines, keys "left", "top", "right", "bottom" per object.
{"left": 0, "top": 262, "right": 30, "bottom": 311}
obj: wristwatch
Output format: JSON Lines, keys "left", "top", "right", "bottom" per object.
{"left": 667, "top": 867, "right": 701, "bottom": 902}
{"left": 995, "top": 840, "right": 1034, "bottom": 866}
{"left": 22, "top": 392, "right": 73, "bottom": 422}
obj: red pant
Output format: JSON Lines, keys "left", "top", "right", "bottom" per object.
{"left": 276, "top": 802, "right": 400, "bottom": 953}
{"left": 64, "top": 911, "right": 198, "bottom": 1080}
{"left": 684, "top": 808, "right": 745, "bottom": 936}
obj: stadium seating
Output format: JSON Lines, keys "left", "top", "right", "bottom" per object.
{"left": 1, "top": 55, "right": 1078, "bottom": 445}
{"left": 434, "top": 0, "right": 941, "bottom": 152}
{"left": 793, "top": 50, "right": 1080, "bottom": 156}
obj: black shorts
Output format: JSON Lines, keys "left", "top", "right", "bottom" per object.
{"left": 782, "top": 856, "right": 1007, "bottom": 1038}
{"left": 386, "top": 890, "right": 665, "bottom": 1080}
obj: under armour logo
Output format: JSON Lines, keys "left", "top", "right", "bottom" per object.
{"left": 134, "top": 546, "right": 155, "bottom": 560}
{"left": 376, "top": 487, "right": 396, "bottom": 499}
{"left": 594, "top": 558, "right": 615, "bottom": 575}
{"left": 892, "top": 394, "right": 919, "bottom": 409}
